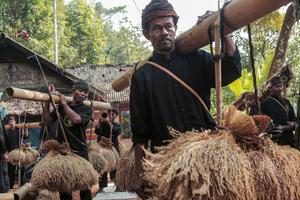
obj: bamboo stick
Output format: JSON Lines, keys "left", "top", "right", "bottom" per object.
{"left": 5, "top": 122, "right": 42, "bottom": 129}
{"left": 214, "top": 20, "right": 222, "bottom": 127}
{"left": 111, "top": 0, "right": 293, "bottom": 92}
{"left": 6, "top": 87, "right": 111, "bottom": 110}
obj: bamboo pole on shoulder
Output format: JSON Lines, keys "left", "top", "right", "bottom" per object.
{"left": 5, "top": 122, "right": 42, "bottom": 129}
{"left": 5, "top": 87, "right": 111, "bottom": 110}
{"left": 111, "top": 0, "right": 293, "bottom": 92}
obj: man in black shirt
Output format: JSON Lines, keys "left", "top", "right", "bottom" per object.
{"left": 261, "top": 76, "right": 296, "bottom": 147}
{"left": 44, "top": 79, "right": 92, "bottom": 200}
{"left": 5, "top": 115, "right": 29, "bottom": 189}
{"left": 0, "top": 117, "right": 9, "bottom": 193}
{"left": 130, "top": 0, "right": 242, "bottom": 198}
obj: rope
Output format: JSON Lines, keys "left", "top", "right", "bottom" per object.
{"left": 247, "top": 24, "right": 260, "bottom": 114}
{"left": 207, "top": 2, "right": 229, "bottom": 61}
{"left": 30, "top": 54, "right": 70, "bottom": 151}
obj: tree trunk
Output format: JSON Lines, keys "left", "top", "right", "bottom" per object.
{"left": 267, "top": 3, "right": 297, "bottom": 78}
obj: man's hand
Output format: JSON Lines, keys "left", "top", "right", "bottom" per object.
{"left": 8, "top": 119, "right": 16, "bottom": 129}
{"left": 48, "top": 84, "right": 56, "bottom": 93}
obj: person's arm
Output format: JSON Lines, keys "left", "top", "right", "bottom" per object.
{"left": 224, "top": 35, "right": 236, "bottom": 56}
{"left": 59, "top": 94, "right": 82, "bottom": 124}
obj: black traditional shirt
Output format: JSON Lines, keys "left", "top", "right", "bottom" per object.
{"left": 261, "top": 95, "right": 296, "bottom": 146}
{"left": 50, "top": 103, "right": 92, "bottom": 156}
{"left": 130, "top": 48, "right": 241, "bottom": 148}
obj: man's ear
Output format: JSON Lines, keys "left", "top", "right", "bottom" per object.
{"left": 143, "top": 30, "right": 150, "bottom": 40}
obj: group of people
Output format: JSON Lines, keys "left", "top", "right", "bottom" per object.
{"left": 128, "top": 0, "right": 299, "bottom": 199}
{"left": 236, "top": 77, "right": 297, "bottom": 147}
{"left": 0, "top": 115, "right": 29, "bottom": 193}
{"left": 0, "top": 0, "right": 298, "bottom": 199}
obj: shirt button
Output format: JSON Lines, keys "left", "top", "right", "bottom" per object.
{"left": 181, "top": 108, "right": 185, "bottom": 112}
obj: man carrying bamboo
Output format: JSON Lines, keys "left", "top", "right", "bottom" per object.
{"left": 130, "top": 0, "right": 242, "bottom": 198}
{"left": 44, "top": 79, "right": 93, "bottom": 200}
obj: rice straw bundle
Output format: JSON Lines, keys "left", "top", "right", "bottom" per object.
{"left": 8, "top": 144, "right": 39, "bottom": 166}
{"left": 88, "top": 145, "right": 109, "bottom": 175}
{"left": 36, "top": 190, "right": 60, "bottom": 200}
{"left": 143, "top": 131, "right": 256, "bottom": 200}
{"left": 119, "top": 141, "right": 127, "bottom": 156}
{"left": 142, "top": 105, "right": 300, "bottom": 200}
{"left": 246, "top": 151, "right": 283, "bottom": 200}
{"left": 115, "top": 147, "right": 137, "bottom": 192}
{"left": 97, "top": 137, "right": 119, "bottom": 172}
{"left": 261, "top": 140, "right": 300, "bottom": 199}
{"left": 31, "top": 140, "right": 99, "bottom": 193}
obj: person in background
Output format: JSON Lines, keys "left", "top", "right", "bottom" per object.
{"left": 0, "top": 117, "right": 9, "bottom": 193}
{"left": 44, "top": 80, "right": 93, "bottom": 200}
{"left": 95, "top": 108, "right": 121, "bottom": 190}
{"left": 130, "top": 0, "right": 242, "bottom": 198}
{"left": 5, "top": 115, "right": 29, "bottom": 189}
{"left": 260, "top": 76, "right": 297, "bottom": 147}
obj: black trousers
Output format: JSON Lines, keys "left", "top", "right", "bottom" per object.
{"left": 7, "top": 163, "right": 26, "bottom": 189}
{"left": 59, "top": 152, "right": 92, "bottom": 200}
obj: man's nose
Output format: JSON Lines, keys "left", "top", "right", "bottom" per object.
{"left": 161, "top": 27, "right": 169, "bottom": 35}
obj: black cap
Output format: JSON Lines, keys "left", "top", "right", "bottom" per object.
{"left": 141, "top": 0, "right": 178, "bottom": 30}
{"left": 73, "top": 79, "right": 89, "bottom": 91}
{"left": 268, "top": 76, "right": 282, "bottom": 86}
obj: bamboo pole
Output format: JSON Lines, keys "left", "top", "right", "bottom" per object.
{"left": 214, "top": 20, "right": 222, "bottom": 127}
{"left": 5, "top": 122, "right": 42, "bottom": 129}
{"left": 5, "top": 87, "right": 111, "bottom": 110}
{"left": 111, "top": 0, "right": 293, "bottom": 92}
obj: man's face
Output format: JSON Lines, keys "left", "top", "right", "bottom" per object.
{"left": 144, "top": 17, "right": 176, "bottom": 54}
{"left": 270, "top": 83, "right": 283, "bottom": 97}
{"left": 73, "top": 88, "right": 88, "bottom": 103}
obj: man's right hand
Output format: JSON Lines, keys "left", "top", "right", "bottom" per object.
{"left": 48, "top": 84, "right": 56, "bottom": 93}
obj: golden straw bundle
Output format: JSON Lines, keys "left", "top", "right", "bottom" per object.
{"left": 8, "top": 144, "right": 39, "bottom": 166}
{"left": 142, "top": 106, "right": 300, "bottom": 200}
{"left": 31, "top": 140, "right": 99, "bottom": 193}
{"left": 115, "top": 147, "right": 137, "bottom": 192}
{"left": 119, "top": 141, "right": 127, "bottom": 156}
{"left": 88, "top": 145, "right": 109, "bottom": 175}
{"left": 97, "top": 137, "right": 119, "bottom": 172}
{"left": 143, "top": 131, "right": 256, "bottom": 200}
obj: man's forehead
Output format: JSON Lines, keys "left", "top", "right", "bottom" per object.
{"left": 150, "top": 17, "right": 174, "bottom": 26}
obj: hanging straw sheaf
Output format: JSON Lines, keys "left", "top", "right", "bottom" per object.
{"left": 36, "top": 190, "right": 60, "bottom": 200}
{"left": 143, "top": 131, "right": 256, "bottom": 200}
{"left": 115, "top": 147, "right": 138, "bottom": 192}
{"left": 119, "top": 141, "right": 127, "bottom": 156}
{"left": 31, "top": 140, "right": 99, "bottom": 193}
{"left": 246, "top": 151, "right": 283, "bottom": 200}
{"left": 142, "top": 105, "right": 300, "bottom": 200}
{"left": 96, "top": 137, "right": 119, "bottom": 172}
{"left": 8, "top": 144, "right": 39, "bottom": 166}
{"left": 261, "top": 140, "right": 300, "bottom": 199}
{"left": 88, "top": 145, "right": 109, "bottom": 175}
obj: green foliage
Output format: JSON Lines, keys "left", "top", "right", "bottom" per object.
{"left": 229, "top": 52, "right": 274, "bottom": 97}
{"left": 0, "top": 0, "right": 151, "bottom": 66}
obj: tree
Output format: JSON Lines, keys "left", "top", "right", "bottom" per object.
{"left": 66, "top": 0, "right": 107, "bottom": 64}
